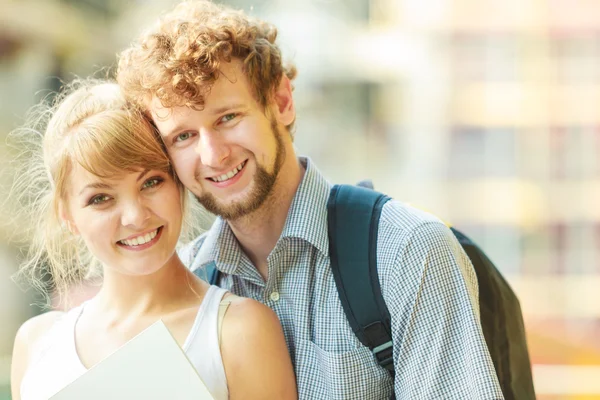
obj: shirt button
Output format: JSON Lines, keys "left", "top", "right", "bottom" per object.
{"left": 270, "top": 291, "right": 280, "bottom": 302}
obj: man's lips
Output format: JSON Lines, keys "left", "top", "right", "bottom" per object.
{"left": 207, "top": 160, "right": 247, "bottom": 183}
{"left": 204, "top": 160, "right": 248, "bottom": 188}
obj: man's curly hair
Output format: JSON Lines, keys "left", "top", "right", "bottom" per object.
{"left": 117, "top": 0, "right": 297, "bottom": 126}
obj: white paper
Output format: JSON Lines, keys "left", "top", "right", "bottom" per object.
{"left": 50, "top": 320, "right": 215, "bottom": 400}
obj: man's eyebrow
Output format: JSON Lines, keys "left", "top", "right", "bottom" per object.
{"left": 210, "top": 103, "right": 246, "bottom": 116}
{"left": 78, "top": 182, "right": 112, "bottom": 196}
{"left": 162, "top": 123, "right": 187, "bottom": 140}
{"left": 161, "top": 103, "right": 247, "bottom": 138}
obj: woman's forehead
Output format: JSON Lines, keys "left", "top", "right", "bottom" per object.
{"left": 68, "top": 162, "right": 147, "bottom": 191}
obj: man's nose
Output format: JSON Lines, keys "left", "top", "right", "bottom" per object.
{"left": 195, "top": 128, "right": 230, "bottom": 168}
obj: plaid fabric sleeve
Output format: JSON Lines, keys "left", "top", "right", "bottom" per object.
{"left": 382, "top": 221, "right": 504, "bottom": 399}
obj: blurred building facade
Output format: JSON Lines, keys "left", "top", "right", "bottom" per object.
{"left": 1, "top": 0, "right": 599, "bottom": 399}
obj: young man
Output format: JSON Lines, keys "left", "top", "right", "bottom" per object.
{"left": 117, "top": 1, "right": 504, "bottom": 398}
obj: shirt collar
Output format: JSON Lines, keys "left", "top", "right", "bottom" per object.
{"left": 194, "top": 156, "right": 331, "bottom": 273}
{"left": 279, "top": 157, "right": 330, "bottom": 256}
{"left": 193, "top": 217, "right": 243, "bottom": 275}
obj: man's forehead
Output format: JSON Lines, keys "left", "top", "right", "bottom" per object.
{"left": 147, "top": 97, "right": 191, "bottom": 130}
{"left": 150, "top": 97, "right": 184, "bottom": 118}
{"left": 148, "top": 61, "right": 249, "bottom": 111}
{"left": 146, "top": 61, "right": 254, "bottom": 133}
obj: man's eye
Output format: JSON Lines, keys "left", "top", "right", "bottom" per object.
{"left": 174, "top": 132, "right": 192, "bottom": 142}
{"left": 142, "top": 177, "right": 164, "bottom": 190}
{"left": 220, "top": 113, "right": 237, "bottom": 123}
{"left": 88, "top": 194, "right": 110, "bottom": 206}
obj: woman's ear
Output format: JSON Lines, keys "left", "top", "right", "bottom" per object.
{"left": 59, "top": 202, "right": 79, "bottom": 236}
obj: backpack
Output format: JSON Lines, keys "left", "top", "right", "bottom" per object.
{"left": 199, "top": 183, "right": 536, "bottom": 400}
{"left": 327, "top": 183, "right": 536, "bottom": 400}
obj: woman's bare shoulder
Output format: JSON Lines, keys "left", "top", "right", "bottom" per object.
{"left": 219, "top": 294, "right": 297, "bottom": 399}
{"left": 15, "top": 310, "right": 65, "bottom": 349}
{"left": 11, "top": 310, "right": 65, "bottom": 400}
{"left": 221, "top": 295, "right": 280, "bottom": 330}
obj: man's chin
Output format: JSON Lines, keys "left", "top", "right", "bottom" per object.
{"left": 195, "top": 193, "right": 257, "bottom": 220}
{"left": 194, "top": 161, "right": 277, "bottom": 220}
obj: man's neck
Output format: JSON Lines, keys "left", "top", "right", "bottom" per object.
{"left": 228, "top": 157, "right": 305, "bottom": 280}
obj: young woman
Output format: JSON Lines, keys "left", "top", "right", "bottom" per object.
{"left": 9, "top": 80, "right": 297, "bottom": 400}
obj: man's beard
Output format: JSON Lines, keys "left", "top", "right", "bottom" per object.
{"left": 194, "top": 121, "right": 286, "bottom": 221}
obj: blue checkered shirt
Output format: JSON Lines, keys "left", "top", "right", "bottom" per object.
{"left": 179, "top": 157, "right": 504, "bottom": 399}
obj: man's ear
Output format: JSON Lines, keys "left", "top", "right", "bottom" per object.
{"left": 272, "top": 75, "right": 295, "bottom": 127}
{"left": 59, "top": 202, "right": 79, "bottom": 236}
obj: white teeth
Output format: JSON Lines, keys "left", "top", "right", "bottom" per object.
{"left": 211, "top": 161, "right": 245, "bottom": 182}
{"left": 120, "top": 228, "right": 158, "bottom": 247}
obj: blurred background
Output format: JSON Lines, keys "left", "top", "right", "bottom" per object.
{"left": 0, "top": 0, "right": 597, "bottom": 398}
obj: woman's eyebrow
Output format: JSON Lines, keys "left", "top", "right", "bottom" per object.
{"left": 78, "top": 182, "right": 112, "bottom": 195}
{"left": 136, "top": 169, "right": 150, "bottom": 182}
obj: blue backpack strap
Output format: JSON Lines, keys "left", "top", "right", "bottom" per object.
{"left": 193, "top": 261, "right": 220, "bottom": 285}
{"left": 327, "top": 184, "right": 394, "bottom": 374}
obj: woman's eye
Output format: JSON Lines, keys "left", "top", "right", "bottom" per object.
{"left": 88, "top": 194, "right": 111, "bottom": 206}
{"left": 220, "top": 113, "right": 237, "bottom": 123}
{"left": 142, "top": 177, "right": 164, "bottom": 190}
{"left": 174, "top": 132, "right": 192, "bottom": 142}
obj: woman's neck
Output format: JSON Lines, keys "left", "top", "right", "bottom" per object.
{"left": 93, "top": 254, "right": 204, "bottom": 318}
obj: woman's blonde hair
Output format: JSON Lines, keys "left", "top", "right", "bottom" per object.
{"left": 7, "top": 78, "right": 196, "bottom": 308}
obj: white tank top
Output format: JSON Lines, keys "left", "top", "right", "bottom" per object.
{"left": 20, "top": 285, "right": 230, "bottom": 400}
